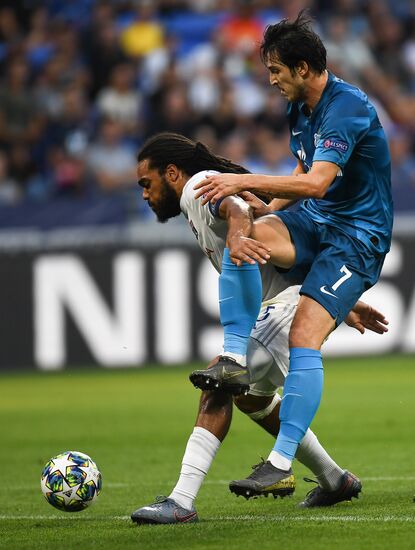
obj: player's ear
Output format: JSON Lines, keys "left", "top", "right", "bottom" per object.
{"left": 165, "top": 163, "right": 181, "bottom": 184}
{"left": 296, "top": 61, "right": 308, "bottom": 77}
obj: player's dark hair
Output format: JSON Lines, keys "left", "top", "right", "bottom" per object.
{"left": 260, "top": 10, "right": 326, "bottom": 74}
{"left": 138, "top": 133, "right": 251, "bottom": 176}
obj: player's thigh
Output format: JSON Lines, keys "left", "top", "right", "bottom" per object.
{"left": 252, "top": 215, "right": 295, "bottom": 269}
{"left": 290, "top": 232, "right": 384, "bottom": 348}
{"left": 247, "top": 299, "right": 296, "bottom": 391}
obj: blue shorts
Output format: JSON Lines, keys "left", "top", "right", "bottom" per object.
{"left": 274, "top": 210, "right": 386, "bottom": 325}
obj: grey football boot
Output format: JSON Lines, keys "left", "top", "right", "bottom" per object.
{"left": 189, "top": 355, "right": 250, "bottom": 395}
{"left": 131, "top": 496, "right": 198, "bottom": 524}
{"left": 229, "top": 459, "right": 296, "bottom": 499}
{"left": 298, "top": 471, "right": 362, "bottom": 508}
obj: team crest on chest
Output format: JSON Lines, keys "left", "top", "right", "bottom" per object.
{"left": 297, "top": 143, "right": 311, "bottom": 172}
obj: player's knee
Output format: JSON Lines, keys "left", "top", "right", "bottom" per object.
{"left": 289, "top": 318, "right": 326, "bottom": 348}
{"left": 251, "top": 218, "right": 272, "bottom": 247}
{"left": 234, "top": 393, "right": 281, "bottom": 420}
{"left": 233, "top": 393, "right": 273, "bottom": 414}
{"left": 252, "top": 216, "right": 295, "bottom": 269}
{"left": 288, "top": 321, "right": 308, "bottom": 347}
{"left": 251, "top": 218, "right": 264, "bottom": 239}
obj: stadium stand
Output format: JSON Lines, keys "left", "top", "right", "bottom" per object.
{"left": 0, "top": 0, "right": 414, "bottom": 229}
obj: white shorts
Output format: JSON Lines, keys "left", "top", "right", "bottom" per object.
{"left": 247, "top": 286, "right": 300, "bottom": 397}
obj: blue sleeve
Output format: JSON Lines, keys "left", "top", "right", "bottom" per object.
{"left": 208, "top": 198, "right": 225, "bottom": 218}
{"left": 313, "top": 93, "right": 371, "bottom": 168}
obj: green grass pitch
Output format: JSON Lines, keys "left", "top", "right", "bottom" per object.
{"left": 0, "top": 356, "right": 414, "bottom": 549}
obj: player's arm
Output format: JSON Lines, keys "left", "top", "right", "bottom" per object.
{"left": 195, "top": 160, "right": 339, "bottom": 205}
{"left": 267, "top": 159, "right": 305, "bottom": 210}
{"left": 195, "top": 93, "right": 370, "bottom": 204}
{"left": 218, "top": 196, "right": 271, "bottom": 267}
{"left": 345, "top": 301, "right": 389, "bottom": 335}
{"left": 240, "top": 160, "right": 305, "bottom": 216}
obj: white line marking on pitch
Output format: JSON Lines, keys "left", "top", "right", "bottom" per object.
{"left": 1, "top": 515, "right": 415, "bottom": 523}
{"left": 4, "top": 477, "right": 415, "bottom": 492}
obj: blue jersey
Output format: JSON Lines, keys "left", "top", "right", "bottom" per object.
{"left": 288, "top": 72, "right": 393, "bottom": 255}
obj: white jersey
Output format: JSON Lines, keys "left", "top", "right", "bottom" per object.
{"left": 180, "top": 170, "right": 300, "bottom": 303}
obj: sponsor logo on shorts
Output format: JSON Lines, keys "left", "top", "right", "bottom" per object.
{"left": 320, "top": 285, "right": 338, "bottom": 299}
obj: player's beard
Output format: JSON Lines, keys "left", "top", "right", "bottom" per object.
{"left": 292, "top": 81, "right": 308, "bottom": 104}
{"left": 152, "top": 176, "right": 182, "bottom": 223}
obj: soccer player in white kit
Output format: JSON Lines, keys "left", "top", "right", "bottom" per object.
{"left": 131, "top": 133, "right": 388, "bottom": 524}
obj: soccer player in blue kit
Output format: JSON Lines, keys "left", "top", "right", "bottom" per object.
{"left": 191, "top": 11, "right": 393, "bottom": 498}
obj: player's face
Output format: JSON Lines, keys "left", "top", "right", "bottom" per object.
{"left": 265, "top": 54, "right": 306, "bottom": 103}
{"left": 137, "top": 159, "right": 181, "bottom": 223}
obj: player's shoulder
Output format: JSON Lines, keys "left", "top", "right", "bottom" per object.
{"left": 327, "top": 75, "right": 370, "bottom": 115}
{"left": 180, "top": 170, "right": 221, "bottom": 220}
{"left": 182, "top": 170, "right": 219, "bottom": 200}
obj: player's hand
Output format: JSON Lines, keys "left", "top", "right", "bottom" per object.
{"left": 227, "top": 234, "right": 271, "bottom": 267}
{"left": 239, "top": 191, "right": 271, "bottom": 218}
{"left": 194, "top": 173, "right": 249, "bottom": 205}
{"left": 345, "top": 300, "right": 389, "bottom": 335}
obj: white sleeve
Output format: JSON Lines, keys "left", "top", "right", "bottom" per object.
{"left": 181, "top": 175, "right": 220, "bottom": 228}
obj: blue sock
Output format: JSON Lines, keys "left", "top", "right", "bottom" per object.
{"left": 219, "top": 248, "right": 262, "bottom": 357}
{"left": 274, "top": 347, "right": 324, "bottom": 461}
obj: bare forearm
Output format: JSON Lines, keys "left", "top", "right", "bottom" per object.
{"left": 268, "top": 198, "right": 298, "bottom": 211}
{"left": 242, "top": 173, "right": 324, "bottom": 200}
{"left": 225, "top": 202, "right": 252, "bottom": 246}
{"left": 195, "top": 161, "right": 338, "bottom": 205}
{"left": 219, "top": 196, "right": 271, "bottom": 265}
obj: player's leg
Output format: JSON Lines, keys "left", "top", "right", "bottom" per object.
{"left": 271, "top": 231, "right": 384, "bottom": 476}
{"left": 231, "top": 336, "right": 350, "bottom": 501}
{"left": 269, "top": 296, "right": 332, "bottom": 471}
{"left": 219, "top": 247, "right": 262, "bottom": 366}
{"left": 168, "top": 387, "right": 232, "bottom": 510}
{"left": 233, "top": 392, "right": 361, "bottom": 504}
{"left": 131, "top": 360, "right": 232, "bottom": 525}
{"left": 250, "top": 214, "right": 296, "bottom": 269}
{"left": 216, "top": 210, "right": 302, "bottom": 366}
{"left": 190, "top": 248, "right": 263, "bottom": 394}
{"left": 189, "top": 216, "right": 296, "bottom": 395}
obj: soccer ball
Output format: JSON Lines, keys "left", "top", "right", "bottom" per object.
{"left": 40, "top": 451, "right": 102, "bottom": 512}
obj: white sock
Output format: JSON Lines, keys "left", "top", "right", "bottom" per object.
{"left": 169, "top": 427, "right": 221, "bottom": 510}
{"left": 296, "top": 429, "right": 345, "bottom": 490}
{"left": 223, "top": 352, "right": 247, "bottom": 367}
{"left": 268, "top": 450, "right": 292, "bottom": 471}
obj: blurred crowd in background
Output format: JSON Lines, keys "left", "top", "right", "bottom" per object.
{"left": 0, "top": 0, "right": 414, "bottom": 229}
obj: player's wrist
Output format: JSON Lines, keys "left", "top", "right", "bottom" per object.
{"left": 241, "top": 174, "right": 254, "bottom": 192}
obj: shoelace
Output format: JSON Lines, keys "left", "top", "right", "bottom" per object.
{"left": 303, "top": 477, "right": 321, "bottom": 498}
{"left": 248, "top": 458, "right": 269, "bottom": 479}
{"left": 154, "top": 495, "right": 168, "bottom": 504}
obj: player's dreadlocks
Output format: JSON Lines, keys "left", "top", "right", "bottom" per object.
{"left": 260, "top": 10, "right": 326, "bottom": 75}
{"left": 138, "top": 133, "right": 251, "bottom": 177}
